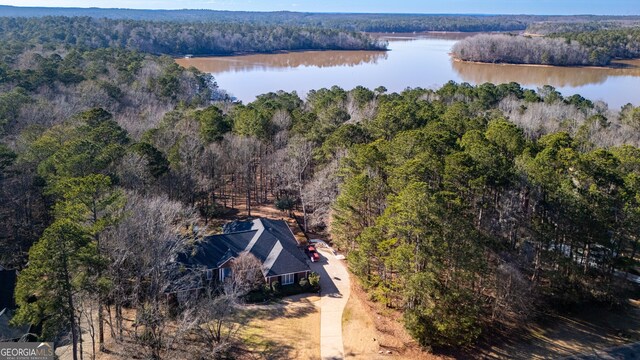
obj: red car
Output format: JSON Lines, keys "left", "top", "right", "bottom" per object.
{"left": 306, "top": 245, "right": 320, "bottom": 262}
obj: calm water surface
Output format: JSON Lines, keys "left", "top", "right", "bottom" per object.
{"left": 176, "top": 34, "right": 640, "bottom": 108}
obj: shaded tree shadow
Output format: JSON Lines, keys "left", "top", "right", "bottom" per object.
{"left": 239, "top": 298, "right": 318, "bottom": 323}
{"left": 463, "top": 305, "right": 638, "bottom": 360}
{"left": 252, "top": 339, "right": 296, "bottom": 360}
{"left": 309, "top": 253, "right": 340, "bottom": 297}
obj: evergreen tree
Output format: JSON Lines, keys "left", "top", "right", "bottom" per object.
{"left": 13, "top": 220, "right": 99, "bottom": 360}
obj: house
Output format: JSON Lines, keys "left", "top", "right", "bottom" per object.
{"left": 0, "top": 267, "right": 30, "bottom": 342}
{"left": 178, "top": 218, "right": 311, "bottom": 288}
{"left": 0, "top": 309, "right": 30, "bottom": 342}
{"left": 0, "top": 267, "right": 17, "bottom": 312}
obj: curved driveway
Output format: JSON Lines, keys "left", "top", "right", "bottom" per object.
{"left": 309, "top": 248, "right": 351, "bottom": 360}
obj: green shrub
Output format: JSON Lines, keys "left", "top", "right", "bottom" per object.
{"left": 308, "top": 272, "right": 320, "bottom": 291}
{"left": 299, "top": 278, "right": 309, "bottom": 289}
{"left": 279, "top": 283, "right": 306, "bottom": 296}
{"left": 275, "top": 196, "right": 295, "bottom": 212}
{"left": 200, "top": 202, "right": 228, "bottom": 219}
{"left": 271, "top": 280, "right": 281, "bottom": 294}
{"left": 263, "top": 282, "right": 272, "bottom": 293}
{"left": 245, "top": 289, "right": 269, "bottom": 303}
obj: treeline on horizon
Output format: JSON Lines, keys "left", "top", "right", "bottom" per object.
{"left": 0, "top": 16, "right": 386, "bottom": 58}
{"left": 4, "top": 5, "right": 640, "bottom": 33}
{"left": 527, "top": 20, "right": 640, "bottom": 35}
{"left": 2, "top": 32, "right": 640, "bottom": 355}
{"left": 452, "top": 27, "right": 640, "bottom": 67}
{"left": 549, "top": 28, "right": 640, "bottom": 61}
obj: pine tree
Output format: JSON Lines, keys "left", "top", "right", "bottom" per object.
{"left": 12, "top": 220, "right": 99, "bottom": 360}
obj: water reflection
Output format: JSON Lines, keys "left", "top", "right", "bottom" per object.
{"left": 453, "top": 59, "right": 640, "bottom": 88}
{"left": 176, "top": 50, "right": 388, "bottom": 74}
{"left": 174, "top": 36, "right": 640, "bottom": 107}
{"left": 375, "top": 32, "right": 478, "bottom": 42}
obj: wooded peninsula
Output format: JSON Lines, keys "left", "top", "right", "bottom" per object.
{"left": 452, "top": 28, "right": 640, "bottom": 67}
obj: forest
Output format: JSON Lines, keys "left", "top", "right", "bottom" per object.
{"left": 452, "top": 27, "right": 640, "bottom": 67}
{"left": 526, "top": 19, "right": 640, "bottom": 35}
{"left": 4, "top": 6, "right": 640, "bottom": 33}
{"left": 1, "top": 27, "right": 640, "bottom": 356}
{"left": 451, "top": 34, "right": 604, "bottom": 66}
{"left": 549, "top": 28, "right": 640, "bottom": 60}
{"left": 0, "top": 16, "right": 386, "bottom": 58}
{"left": 0, "top": 11, "right": 639, "bottom": 360}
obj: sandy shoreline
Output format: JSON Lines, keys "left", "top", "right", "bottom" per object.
{"left": 451, "top": 56, "right": 640, "bottom": 70}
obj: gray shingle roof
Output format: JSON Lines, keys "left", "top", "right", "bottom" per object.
{"left": 0, "top": 269, "right": 16, "bottom": 310}
{"left": 0, "top": 309, "right": 30, "bottom": 342}
{"left": 182, "top": 218, "right": 310, "bottom": 277}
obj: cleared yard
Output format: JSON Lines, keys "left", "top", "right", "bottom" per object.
{"left": 342, "top": 288, "right": 384, "bottom": 359}
{"left": 342, "top": 280, "right": 446, "bottom": 360}
{"left": 56, "top": 295, "right": 321, "bottom": 360}
{"left": 240, "top": 294, "right": 321, "bottom": 360}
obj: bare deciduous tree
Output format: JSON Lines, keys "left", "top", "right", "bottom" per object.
{"left": 180, "top": 252, "right": 263, "bottom": 358}
{"left": 228, "top": 252, "right": 265, "bottom": 297}
{"left": 452, "top": 34, "right": 603, "bottom": 66}
{"left": 490, "top": 263, "right": 534, "bottom": 323}
{"left": 304, "top": 159, "right": 341, "bottom": 230}
{"left": 288, "top": 137, "right": 315, "bottom": 231}
{"left": 102, "top": 191, "right": 196, "bottom": 359}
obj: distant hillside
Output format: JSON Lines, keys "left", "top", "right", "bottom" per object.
{"left": 7, "top": 5, "right": 640, "bottom": 32}
{"left": 0, "top": 16, "right": 386, "bottom": 58}
{"left": 2, "top": 6, "right": 640, "bottom": 30}
{"left": 0, "top": 5, "right": 261, "bottom": 21}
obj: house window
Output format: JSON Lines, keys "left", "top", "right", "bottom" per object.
{"left": 282, "top": 273, "right": 295, "bottom": 285}
{"left": 220, "top": 267, "right": 232, "bottom": 282}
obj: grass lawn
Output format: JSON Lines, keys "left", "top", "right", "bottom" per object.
{"left": 342, "top": 288, "right": 384, "bottom": 359}
{"left": 240, "top": 294, "right": 321, "bottom": 360}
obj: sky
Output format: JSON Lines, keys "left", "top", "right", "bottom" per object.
{"left": 1, "top": 0, "right": 640, "bottom": 15}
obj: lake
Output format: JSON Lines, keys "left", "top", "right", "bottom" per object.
{"left": 176, "top": 33, "right": 640, "bottom": 109}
